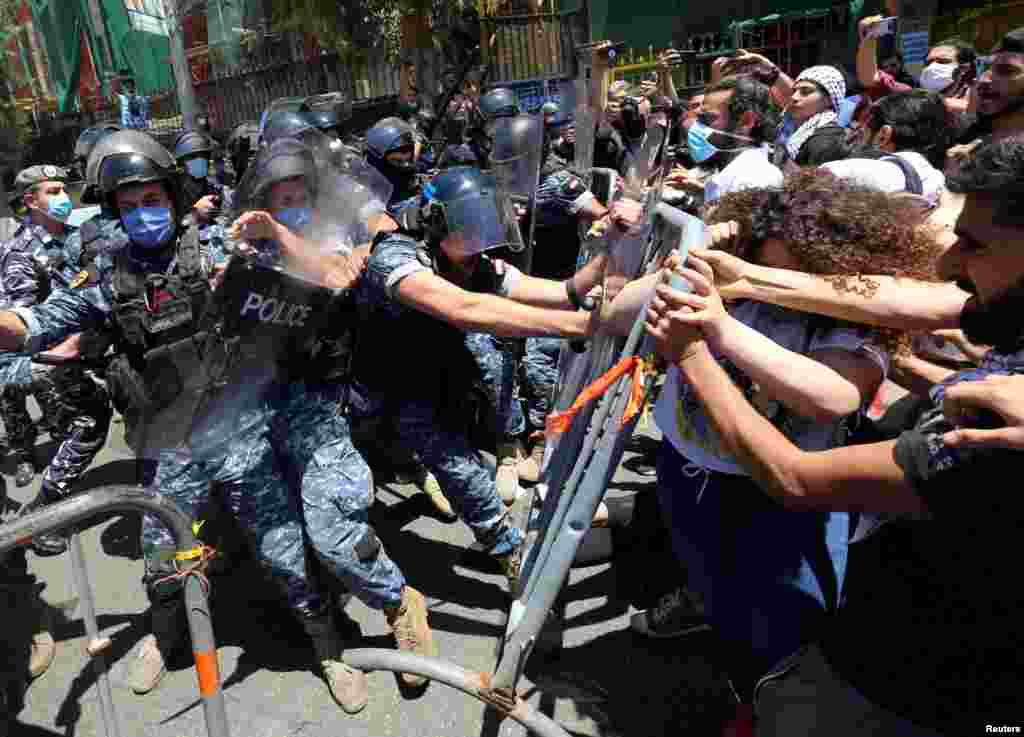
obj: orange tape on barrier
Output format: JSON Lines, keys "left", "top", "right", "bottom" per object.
{"left": 545, "top": 355, "right": 654, "bottom": 436}
{"left": 194, "top": 648, "right": 221, "bottom": 697}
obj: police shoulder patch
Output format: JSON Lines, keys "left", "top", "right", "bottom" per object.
{"left": 70, "top": 269, "right": 91, "bottom": 289}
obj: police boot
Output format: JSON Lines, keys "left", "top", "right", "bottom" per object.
{"left": 384, "top": 586, "right": 437, "bottom": 688}
{"left": 302, "top": 612, "right": 369, "bottom": 714}
{"left": 495, "top": 441, "right": 524, "bottom": 505}
{"left": 127, "top": 598, "right": 187, "bottom": 695}
{"left": 27, "top": 584, "right": 55, "bottom": 679}
{"left": 516, "top": 436, "right": 546, "bottom": 485}
{"left": 19, "top": 482, "right": 68, "bottom": 556}
{"left": 414, "top": 466, "right": 456, "bottom": 521}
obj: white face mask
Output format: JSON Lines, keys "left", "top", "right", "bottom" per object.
{"left": 919, "top": 62, "right": 958, "bottom": 93}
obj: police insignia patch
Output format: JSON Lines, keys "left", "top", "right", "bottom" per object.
{"left": 70, "top": 269, "right": 91, "bottom": 289}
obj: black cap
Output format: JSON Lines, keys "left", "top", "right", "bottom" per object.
{"left": 992, "top": 28, "right": 1024, "bottom": 54}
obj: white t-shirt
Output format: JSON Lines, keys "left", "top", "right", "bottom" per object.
{"left": 705, "top": 146, "right": 783, "bottom": 205}
{"left": 821, "top": 151, "right": 946, "bottom": 206}
{"left": 654, "top": 301, "right": 888, "bottom": 475}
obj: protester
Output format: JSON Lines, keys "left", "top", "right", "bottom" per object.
{"left": 774, "top": 65, "right": 846, "bottom": 169}
{"left": 647, "top": 135, "right": 1024, "bottom": 736}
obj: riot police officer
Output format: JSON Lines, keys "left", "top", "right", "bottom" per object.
{"left": 229, "top": 139, "right": 437, "bottom": 710}
{"left": 174, "top": 129, "right": 232, "bottom": 227}
{"left": 355, "top": 166, "right": 616, "bottom": 577}
{"left": 72, "top": 124, "right": 121, "bottom": 184}
{"left": 1, "top": 166, "right": 111, "bottom": 552}
{"left": 0, "top": 131, "right": 365, "bottom": 710}
{"left": 466, "top": 87, "right": 520, "bottom": 168}
{"left": 364, "top": 116, "right": 422, "bottom": 217}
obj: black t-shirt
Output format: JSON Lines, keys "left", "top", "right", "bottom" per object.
{"left": 823, "top": 391, "right": 1024, "bottom": 734}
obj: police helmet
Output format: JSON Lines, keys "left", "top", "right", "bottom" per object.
{"left": 90, "top": 130, "right": 180, "bottom": 210}
{"left": 303, "top": 109, "right": 341, "bottom": 135}
{"left": 420, "top": 166, "right": 507, "bottom": 252}
{"left": 74, "top": 124, "right": 122, "bottom": 163}
{"left": 541, "top": 101, "right": 559, "bottom": 116}
{"left": 234, "top": 139, "right": 318, "bottom": 213}
{"left": 365, "top": 117, "right": 416, "bottom": 160}
{"left": 260, "top": 110, "right": 316, "bottom": 148}
{"left": 173, "top": 130, "right": 215, "bottom": 162}
{"left": 478, "top": 88, "right": 520, "bottom": 122}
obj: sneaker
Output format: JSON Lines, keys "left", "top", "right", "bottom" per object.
{"left": 127, "top": 635, "right": 169, "bottom": 694}
{"left": 15, "top": 461, "right": 35, "bottom": 488}
{"left": 630, "top": 586, "right": 711, "bottom": 639}
{"left": 495, "top": 442, "right": 524, "bottom": 505}
{"left": 517, "top": 437, "right": 546, "bottom": 485}
{"left": 415, "top": 467, "right": 456, "bottom": 521}
{"left": 385, "top": 586, "right": 437, "bottom": 688}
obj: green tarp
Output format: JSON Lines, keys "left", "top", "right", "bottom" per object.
{"left": 29, "top": 0, "right": 173, "bottom": 113}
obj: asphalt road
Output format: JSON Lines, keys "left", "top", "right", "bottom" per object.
{"left": 4, "top": 407, "right": 733, "bottom": 737}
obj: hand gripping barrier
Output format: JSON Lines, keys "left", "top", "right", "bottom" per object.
{"left": 342, "top": 204, "right": 703, "bottom": 737}
{"left": 0, "top": 485, "right": 230, "bottom": 737}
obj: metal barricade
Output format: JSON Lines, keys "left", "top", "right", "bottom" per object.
{"left": 0, "top": 485, "right": 230, "bottom": 737}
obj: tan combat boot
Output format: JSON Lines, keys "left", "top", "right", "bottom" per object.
{"left": 516, "top": 436, "right": 546, "bottom": 485}
{"left": 384, "top": 586, "right": 437, "bottom": 688}
{"left": 127, "top": 600, "right": 187, "bottom": 695}
{"left": 28, "top": 588, "right": 55, "bottom": 679}
{"left": 495, "top": 441, "right": 525, "bottom": 504}
{"left": 303, "top": 612, "right": 369, "bottom": 714}
{"left": 415, "top": 466, "right": 456, "bottom": 521}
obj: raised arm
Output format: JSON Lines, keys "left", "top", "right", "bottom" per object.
{"left": 696, "top": 247, "right": 968, "bottom": 331}
{"left": 856, "top": 16, "right": 883, "bottom": 90}
{"left": 396, "top": 269, "right": 592, "bottom": 339}
{"left": 645, "top": 285, "right": 927, "bottom": 515}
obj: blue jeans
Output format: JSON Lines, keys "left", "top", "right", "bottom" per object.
{"left": 655, "top": 440, "right": 850, "bottom": 687}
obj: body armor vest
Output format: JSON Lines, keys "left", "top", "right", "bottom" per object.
{"left": 105, "top": 224, "right": 214, "bottom": 453}
{"left": 355, "top": 234, "right": 497, "bottom": 423}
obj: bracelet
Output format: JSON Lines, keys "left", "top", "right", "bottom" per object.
{"left": 565, "top": 278, "right": 585, "bottom": 310}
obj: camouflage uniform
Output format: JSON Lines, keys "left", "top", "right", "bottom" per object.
{"left": 270, "top": 380, "right": 405, "bottom": 610}
{"left": 521, "top": 164, "right": 598, "bottom": 431}
{"left": 354, "top": 233, "right": 524, "bottom": 556}
{"left": 10, "top": 220, "right": 330, "bottom": 617}
{"left": 0, "top": 221, "right": 111, "bottom": 489}
{"left": 464, "top": 332, "right": 526, "bottom": 441}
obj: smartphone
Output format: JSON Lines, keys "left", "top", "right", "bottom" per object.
{"left": 864, "top": 16, "right": 898, "bottom": 39}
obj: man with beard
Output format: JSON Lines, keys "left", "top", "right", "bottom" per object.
{"left": 679, "top": 76, "right": 783, "bottom": 206}
{"left": 646, "top": 135, "right": 1024, "bottom": 736}
{"left": 972, "top": 29, "right": 1024, "bottom": 142}
{"left": 947, "top": 28, "right": 1024, "bottom": 170}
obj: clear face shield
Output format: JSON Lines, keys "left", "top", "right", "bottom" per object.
{"left": 489, "top": 114, "right": 545, "bottom": 255}
{"left": 438, "top": 174, "right": 523, "bottom": 259}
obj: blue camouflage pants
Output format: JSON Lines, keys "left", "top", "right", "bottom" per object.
{"left": 522, "top": 337, "right": 561, "bottom": 430}
{"left": 141, "top": 403, "right": 322, "bottom": 616}
{"left": 270, "top": 381, "right": 405, "bottom": 611}
{"left": 464, "top": 333, "right": 526, "bottom": 441}
{"left": 394, "top": 398, "right": 524, "bottom": 555}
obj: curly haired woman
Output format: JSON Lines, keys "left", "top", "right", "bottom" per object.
{"left": 641, "top": 170, "right": 939, "bottom": 701}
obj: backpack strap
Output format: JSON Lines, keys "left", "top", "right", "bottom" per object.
{"left": 881, "top": 154, "right": 924, "bottom": 196}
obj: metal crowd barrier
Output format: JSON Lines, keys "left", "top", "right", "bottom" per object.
{"left": 0, "top": 486, "right": 230, "bottom": 737}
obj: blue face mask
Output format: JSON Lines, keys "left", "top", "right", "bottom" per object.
{"left": 687, "top": 120, "right": 755, "bottom": 164}
{"left": 45, "top": 193, "right": 73, "bottom": 223}
{"left": 185, "top": 158, "right": 209, "bottom": 179}
{"left": 274, "top": 207, "right": 313, "bottom": 234}
{"left": 122, "top": 207, "right": 176, "bottom": 249}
